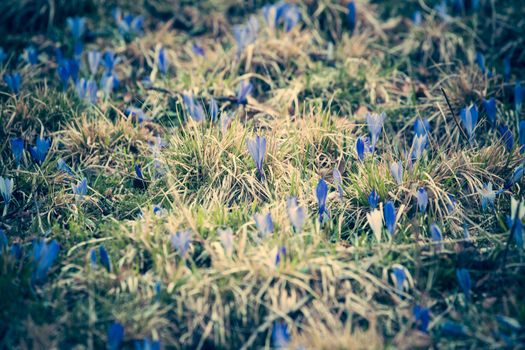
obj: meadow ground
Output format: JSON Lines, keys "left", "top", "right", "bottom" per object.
{"left": 0, "top": 0, "right": 524, "bottom": 349}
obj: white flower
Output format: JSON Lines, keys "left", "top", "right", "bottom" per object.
{"left": 367, "top": 208, "right": 383, "bottom": 242}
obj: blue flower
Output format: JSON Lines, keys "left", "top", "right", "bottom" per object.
{"left": 10, "top": 138, "right": 24, "bottom": 166}
{"left": 76, "top": 78, "right": 98, "bottom": 104}
{"left": 171, "top": 230, "right": 191, "bottom": 258}
{"left": 126, "top": 107, "right": 149, "bottom": 123}
{"left": 333, "top": 168, "right": 344, "bottom": 199}
{"left": 233, "top": 16, "right": 259, "bottom": 56}
{"left": 482, "top": 98, "right": 496, "bottom": 127}
{"left": 366, "top": 112, "right": 385, "bottom": 152}
{"left": 347, "top": 2, "right": 357, "bottom": 31}
{"left": 254, "top": 212, "right": 274, "bottom": 238}
{"left": 520, "top": 121, "right": 525, "bottom": 154}
{"left": 99, "top": 245, "right": 111, "bottom": 272}
{"left": 262, "top": 3, "right": 286, "bottom": 29}
{"left": 441, "top": 321, "right": 468, "bottom": 337}
{"left": 316, "top": 178, "right": 328, "bottom": 222}
{"left": 72, "top": 178, "right": 88, "bottom": 197}
{"left": 456, "top": 268, "right": 471, "bottom": 297}
{"left": 479, "top": 182, "right": 495, "bottom": 211}
{"left": 475, "top": 52, "right": 486, "bottom": 74}
{"left": 430, "top": 223, "right": 443, "bottom": 249}
{"left": 390, "top": 161, "right": 403, "bottom": 185}
{"left": 107, "top": 322, "right": 125, "bottom": 350}
{"left": 247, "top": 135, "right": 267, "bottom": 177}
{"left": 23, "top": 46, "right": 38, "bottom": 65}
{"left": 3, "top": 73, "right": 22, "bottom": 94}
{"left": 416, "top": 187, "right": 429, "bottom": 213}
{"left": 0, "top": 177, "right": 14, "bottom": 205}
{"left": 209, "top": 98, "right": 219, "bottom": 122}
{"left": 135, "top": 164, "right": 145, "bottom": 180}
{"left": 32, "top": 239, "right": 60, "bottom": 283}
{"left": 58, "top": 65, "right": 70, "bottom": 91}
{"left": 392, "top": 265, "right": 407, "bottom": 291}
{"left": 412, "top": 134, "right": 428, "bottom": 161}
{"left": 192, "top": 43, "right": 205, "bottom": 57}
{"left": 157, "top": 46, "right": 168, "bottom": 74}
{"left": 237, "top": 80, "right": 253, "bottom": 105}
{"left": 413, "top": 11, "right": 422, "bottom": 26}
{"left": 57, "top": 158, "right": 74, "bottom": 175}
{"left": 134, "top": 338, "right": 161, "bottom": 350}
{"left": 29, "top": 136, "right": 51, "bottom": 165}
{"left": 414, "top": 118, "right": 430, "bottom": 137}
{"left": 272, "top": 321, "right": 291, "bottom": 349}
{"left": 283, "top": 4, "right": 301, "bottom": 32}
{"left": 413, "top": 305, "right": 430, "bottom": 332}
{"left": 87, "top": 50, "right": 102, "bottom": 76}
{"left": 286, "top": 197, "right": 305, "bottom": 232}
{"left": 114, "top": 9, "right": 144, "bottom": 37}
{"left": 502, "top": 165, "right": 524, "bottom": 192}
{"left": 383, "top": 201, "right": 396, "bottom": 235}
{"left": 275, "top": 246, "right": 287, "bottom": 266}
{"left": 103, "top": 51, "right": 118, "bottom": 75}
{"left": 356, "top": 137, "right": 366, "bottom": 161}
{"left": 102, "top": 74, "right": 117, "bottom": 96}
{"left": 368, "top": 190, "right": 379, "bottom": 209}
{"left": 515, "top": 82, "right": 523, "bottom": 112}
{"left": 459, "top": 105, "right": 478, "bottom": 142}
{"left": 182, "top": 93, "right": 205, "bottom": 122}
{"left": 89, "top": 248, "right": 97, "bottom": 267}
{"left": 498, "top": 123, "right": 514, "bottom": 152}
{"left": 67, "top": 17, "right": 86, "bottom": 42}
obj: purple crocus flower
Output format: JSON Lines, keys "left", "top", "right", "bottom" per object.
{"left": 87, "top": 50, "right": 102, "bottom": 76}
{"left": 246, "top": 135, "right": 267, "bottom": 177}
{"left": 430, "top": 223, "right": 443, "bottom": 249}
{"left": 254, "top": 212, "right": 274, "bottom": 238}
{"left": 57, "top": 158, "right": 73, "bottom": 176}
{"left": 390, "top": 161, "right": 403, "bottom": 185}
{"left": 237, "top": 80, "right": 253, "bottom": 105}
{"left": 3, "top": 73, "right": 22, "bottom": 94}
{"left": 209, "top": 98, "right": 219, "bottom": 122}
{"left": 316, "top": 178, "right": 328, "bottom": 222}
{"left": 482, "top": 98, "right": 496, "bottom": 127}
{"left": 392, "top": 265, "right": 407, "bottom": 291}
{"left": 283, "top": 4, "right": 301, "bottom": 32}
{"left": 347, "top": 2, "right": 356, "bottom": 32}
{"left": 192, "top": 43, "right": 205, "bottom": 57}
{"left": 413, "top": 305, "right": 430, "bottom": 332}
{"left": 368, "top": 190, "right": 379, "bottom": 209}
{"left": 414, "top": 118, "right": 430, "bottom": 137}
{"left": 107, "top": 322, "right": 125, "bottom": 350}
{"left": 459, "top": 105, "right": 478, "bottom": 142}
{"left": 10, "top": 138, "right": 24, "bottom": 166}
{"left": 99, "top": 245, "right": 111, "bottom": 272}
{"left": 67, "top": 17, "right": 86, "bottom": 42}
{"left": 416, "top": 187, "right": 428, "bottom": 213}
{"left": 157, "top": 46, "right": 168, "bottom": 74}
{"left": 272, "top": 321, "right": 291, "bottom": 349}
{"left": 286, "top": 197, "right": 305, "bottom": 232}
{"left": 32, "top": 239, "right": 60, "bottom": 283}
{"left": 383, "top": 201, "right": 396, "bottom": 235}
{"left": 29, "top": 136, "right": 51, "bottom": 165}
{"left": 333, "top": 168, "right": 344, "bottom": 199}
{"left": 475, "top": 52, "right": 486, "bottom": 74}
{"left": 182, "top": 93, "right": 205, "bottom": 122}
{"left": 72, "top": 178, "right": 88, "bottom": 197}
{"left": 23, "top": 46, "right": 38, "bottom": 65}
{"left": 170, "top": 230, "right": 191, "bottom": 258}
{"left": 366, "top": 112, "right": 385, "bottom": 152}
